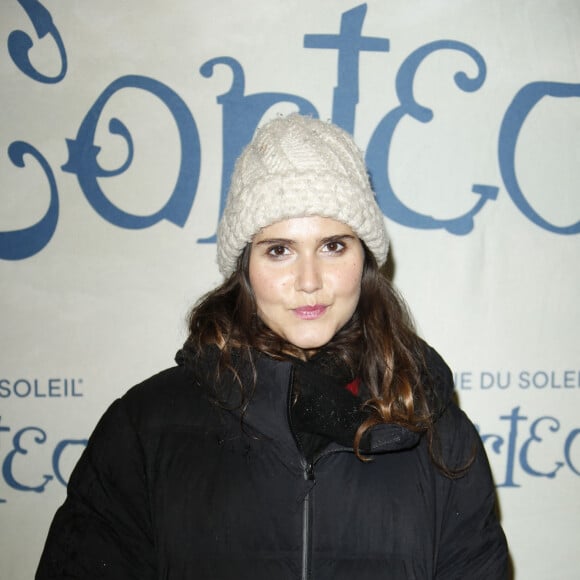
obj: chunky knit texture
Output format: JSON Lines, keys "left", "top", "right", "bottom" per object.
{"left": 216, "top": 114, "right": 389, "bottom": 277}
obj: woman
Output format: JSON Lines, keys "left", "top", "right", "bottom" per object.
{"left": 36, "top": 114, "right": 508, "bottom": 579}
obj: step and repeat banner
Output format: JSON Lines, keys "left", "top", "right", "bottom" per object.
{"left": 1, "top": 1, "right": 579, "bottom": 578}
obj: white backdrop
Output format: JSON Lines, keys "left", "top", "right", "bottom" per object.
{"left": 1, "top": 1, "right": 579, "bottom": 578}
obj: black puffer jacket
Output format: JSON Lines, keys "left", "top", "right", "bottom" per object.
{"left": 36, "top": 345, "right": 508, "bottom": 579}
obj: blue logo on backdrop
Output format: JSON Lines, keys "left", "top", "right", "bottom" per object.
{"left": 0, "top": 407, "right": 578, "bottom": 502}
{"left": 477, "top": 408, "right": 580, "bottom": 488}
{"left": 2, "top": 1, "right": 579, "bottom": 260}
{"left": 0, "top": 416, "right": 87, "bottom": 503}
{"left": 8, "top": 0, "right": 67, "bottom": 84}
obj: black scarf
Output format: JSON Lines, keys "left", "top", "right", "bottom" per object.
{"left": 290, "top": 350, "right": 369, "bottom": 461}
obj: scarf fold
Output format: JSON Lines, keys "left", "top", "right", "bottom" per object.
{"left": 290, "top": 351, "right": 367, "bottom": 460}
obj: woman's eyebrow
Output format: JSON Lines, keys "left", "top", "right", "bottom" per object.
{"left": 255, "top": 234, "right": 356, "bottom": 246}
{"left": 254, "top": 237, "right": 295, "bottom": 246}
{"left": 320, "top": 234, "right": 356, "bottom": 244}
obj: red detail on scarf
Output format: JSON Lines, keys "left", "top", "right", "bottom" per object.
{"left": 345, "top": 377, "right": 361, "bottom": 396}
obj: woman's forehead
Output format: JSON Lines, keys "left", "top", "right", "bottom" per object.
{"left": 253, "top": 216, "right": 356, "bottom": 241}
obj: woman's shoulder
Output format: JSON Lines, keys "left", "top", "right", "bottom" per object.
{"left": 118, "top": 358, "right": 214, "bottom": 431}
{"left": 417, "top": 342, "right": 484, "bottom": 461}
{"left": 417, "top": 339, "right": 455, "bottom": 410}
{"left": 124, "top": 364, "right": 194, "bottom": 401}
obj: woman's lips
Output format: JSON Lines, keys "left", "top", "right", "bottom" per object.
{"left": 293, "top": 305, "right": 328, "bottom": 320}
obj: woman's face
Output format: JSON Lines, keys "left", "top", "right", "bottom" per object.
{"left": 249, "top": 216, "right": 365, "bottom": 350}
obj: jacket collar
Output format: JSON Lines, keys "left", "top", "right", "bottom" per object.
{"left": 176, "top": 345, "right": 422, "bottom": 463}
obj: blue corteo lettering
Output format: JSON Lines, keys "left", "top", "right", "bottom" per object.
{"left": 0, "top": 141, "right": 59, "bottom": 260}
{"left": 498, "top": 81, "right": 580, "bottom": 234}
{"left": 366, "top": 40, "right": 499, "bottom": 234}
{"left": 0, "top": 417, "right": 88, "bottom": 502}
{"left": 2, "top": 4, "right": 579, "bottom": 263}
{"left": 62, "top": 75, "right": 201, "bottom": 229}
{"left": 565, "top": 429, "right": 580, "bottom": 476}
{"left": 197, "top": 57, "right": 317, "bottom": 243}
{"left": 519, "top": 416, "right": 565, "bottom": 478}
{"left": 304, "top": 3, "right": 390, "bottom": 134}
{"left": 8, "top": 0, "right": 67, "bottom": 83}
{"left": 2, "top": 427, "right": 53, "bottom": 493}
{"left": 478, "top": 407, "right": 580, "bottom": 487}
{"left": 480, "top": 406, "right": 528, "bottom": 488}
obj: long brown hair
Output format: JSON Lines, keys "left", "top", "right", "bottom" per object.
{"left": 183, "top": 243, "right": 440, "bottom": 457}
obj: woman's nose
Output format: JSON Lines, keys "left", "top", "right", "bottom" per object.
{"left": 294, "top": 256, "right": 323, "bottom": 293}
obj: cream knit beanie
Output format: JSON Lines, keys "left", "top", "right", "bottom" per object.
{"left": 216, "top": 114, "right": 389, "bottom": 277}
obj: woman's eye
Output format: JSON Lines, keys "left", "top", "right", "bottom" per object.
{"left": 323, "top": 240, "right": 345, "bottom": 253}
{"left": 267, "top": 245, "right": 289, "bottom": 257}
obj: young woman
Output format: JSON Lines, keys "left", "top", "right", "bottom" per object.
{"left": 36, "top": 114, "right": 508, "bottom": 579}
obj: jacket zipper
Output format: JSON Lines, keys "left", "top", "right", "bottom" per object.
{"left": 301, "top": 461, "right": 314, "bottom": 580}
{"left": 287, "top": 368, "right": 315, "bottom": 580}
{"left": 299, "top": 448, "right": 354, "bottom": 579}
{"left": 287, "top": 368, "right": 354, "bottom": 580}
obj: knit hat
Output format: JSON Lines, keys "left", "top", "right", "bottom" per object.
{"left": 216, "top": 114, "right": 389, "bottom": 277}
